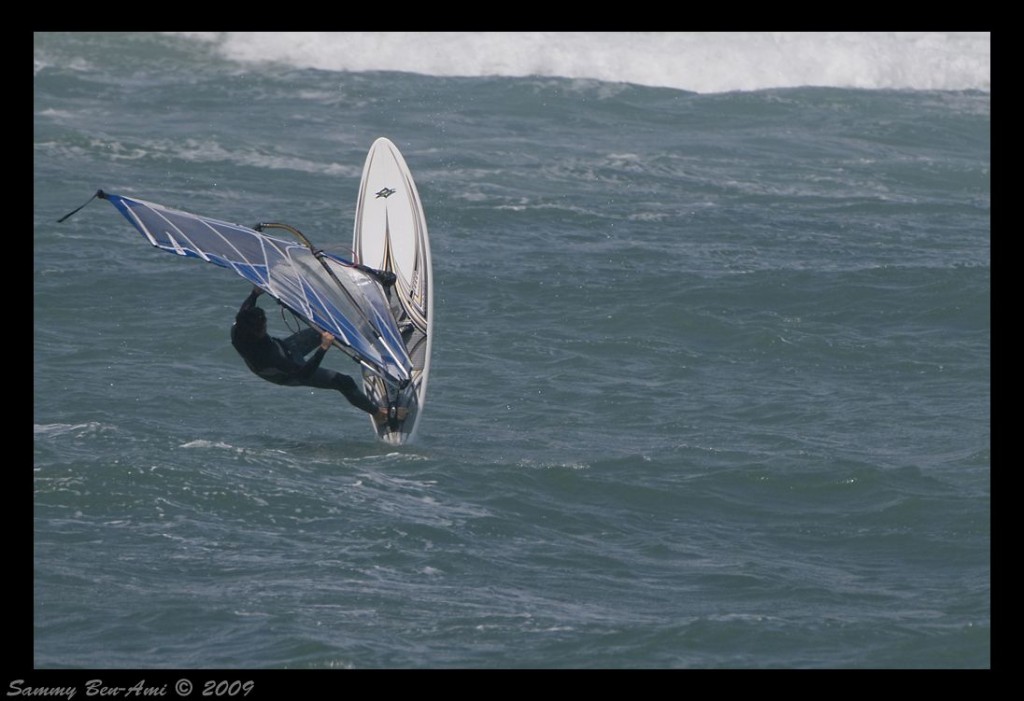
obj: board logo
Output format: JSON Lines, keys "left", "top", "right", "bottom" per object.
{"left": 375, "top": 187, "right": 396, "bottom": 199}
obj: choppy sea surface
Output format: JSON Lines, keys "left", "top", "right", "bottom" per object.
{"left": 32, "top": 32, "right": 990, "bottom": 673}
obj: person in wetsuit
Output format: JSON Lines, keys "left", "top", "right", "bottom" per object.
{"left": 231, "top": 286, "right": 404, "bottom": 424}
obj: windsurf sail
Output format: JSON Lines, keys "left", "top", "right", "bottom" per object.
{"left": 98, "top": 191, "right": 413, "bottom": 389}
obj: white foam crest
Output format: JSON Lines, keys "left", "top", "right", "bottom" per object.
{"left": 34, "top": 421, "right": 114, "bottom": 437}
{"left": 175, "top": 32, "right": 990, "bottom": 94}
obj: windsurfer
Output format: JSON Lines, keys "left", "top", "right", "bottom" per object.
{"left": 231, "top": 286, "right": 406, "bottom": 424}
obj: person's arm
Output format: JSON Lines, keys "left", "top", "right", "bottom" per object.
{"left": 231, "top": 286, "right": 264, "bottom": 351}
{"left": 294, "top": 331, "right": 334, "bottom": 381}
{"left": 239, "top": 285, "right": 264, "bottom": 314}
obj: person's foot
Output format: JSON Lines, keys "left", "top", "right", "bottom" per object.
{"left": 373, "top": 405, "right": 409, "bottom": 425}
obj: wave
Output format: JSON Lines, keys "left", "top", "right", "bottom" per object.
{"left": 173, "top": 32, "right": 990, "bottom": 94}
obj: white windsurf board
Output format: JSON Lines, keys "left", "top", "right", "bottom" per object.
{"left": 352, "top": 137, "right": 434, "bottom": 445}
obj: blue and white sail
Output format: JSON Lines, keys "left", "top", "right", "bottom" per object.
{"left": 100, "top": 191, "right": 413, "bottom": 388}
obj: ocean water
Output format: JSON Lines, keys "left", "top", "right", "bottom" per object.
{"left": 32, "top": 32, "right": 990, "bottom": 673}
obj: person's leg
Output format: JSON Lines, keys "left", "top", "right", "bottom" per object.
{"left": 304, "top": 368, "right": 380, "bottom": 416}
{"left": 333, "top": 373, "right": 381, "bottom": 415}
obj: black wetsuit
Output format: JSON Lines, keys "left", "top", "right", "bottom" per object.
{"left": 230, "top": 290, "right": 379, "bottom": 415}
